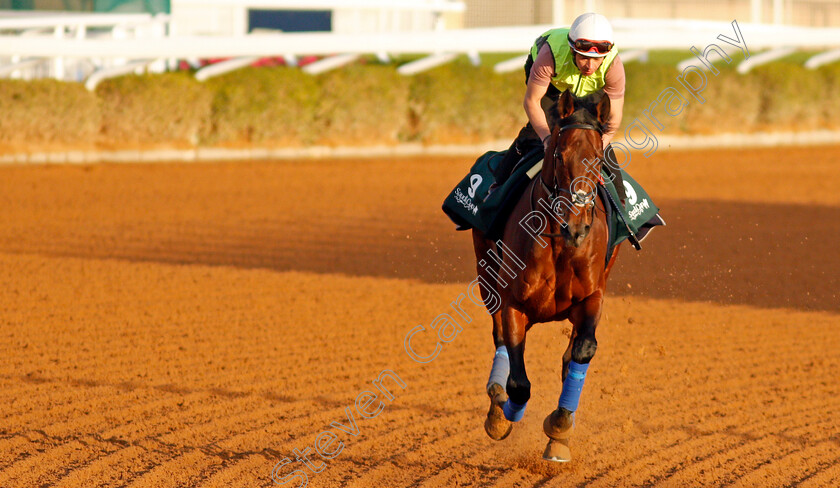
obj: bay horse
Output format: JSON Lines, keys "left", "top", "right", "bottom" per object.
{"left": 472, "top": 90, "right": 620, "bottom": 462}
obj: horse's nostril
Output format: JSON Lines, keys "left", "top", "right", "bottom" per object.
{"left": 584, "top": 225, "right": 591, "bottom": 234}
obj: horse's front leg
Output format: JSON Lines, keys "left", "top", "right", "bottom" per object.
{"left": 484, "top": 304, "right": 531, "bottom": 439}
{"left": 484, "top": 306, "right": 512, "bottom": 440}
{"left": 502, "top": 305, "right": 532, "bottom": 421}
{"left": 543, "top": 294, "right": 603, "bottom": 462}
{"left": 472, "top": 230, "right": 515, "bottom": 440}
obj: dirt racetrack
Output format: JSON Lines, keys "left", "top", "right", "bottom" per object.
{"left": 0, "top": 144, "right": 839, "bottom": 487}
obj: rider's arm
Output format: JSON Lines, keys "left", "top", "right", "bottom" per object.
{"left": 524, "top": 43, "right": 555, "bottom": 148}
{"left": 524, "top": 81, "right": 551, "bottom": 146}
{"left": 602, "top": 97, "right": 623, "bottom": 148}
{"left": 602, "top": 56, "right": 626, "bottom": 148}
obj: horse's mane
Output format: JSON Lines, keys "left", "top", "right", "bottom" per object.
{"left": 549, "top": 90, "right": 606, "bottom": 133}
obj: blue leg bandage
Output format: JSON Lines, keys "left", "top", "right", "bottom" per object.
{"left": 558, "top": 361, "right": 589, "bottom": 412}
{"left": 502, "top": 398, "right": 527, "bottom": 422}
{"left": 486, "top": 346, "right": 510, "bottom": 392}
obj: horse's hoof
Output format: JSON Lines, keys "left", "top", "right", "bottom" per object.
{"left": 484, "top": 383, "right": 513, "bottom": 441}
{"left": 543, "top": 409, "right": 574, "bottom": 440}
{"left": 543, "top": 438, "right": 572, "bottom": 463}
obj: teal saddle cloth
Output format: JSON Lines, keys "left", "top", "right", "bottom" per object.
{"left": 442, "top": 148, "right": 665, "bottom": 253}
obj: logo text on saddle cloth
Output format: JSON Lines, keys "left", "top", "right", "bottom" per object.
{"left": 622, "top": 181, "right": 649, "bottom": 221}
{"left": 455, "top": 187, "right": 479, "bottom": 215}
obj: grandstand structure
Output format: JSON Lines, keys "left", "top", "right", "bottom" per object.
{"left": 1, "top": 0, "right": 840, "bottom": 87}
{"left": 2, "top": 0, "right": 839, "bottom": 29}
{"left": 465, "top": 0, "right": 840, "bottom": 28}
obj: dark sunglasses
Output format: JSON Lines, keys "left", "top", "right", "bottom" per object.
{"left": 567, "top": 35, "right": 613, "bottom": 55}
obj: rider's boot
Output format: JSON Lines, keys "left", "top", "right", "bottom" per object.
{"left": 604, "top": 144, "right": 626, "bottom": 205}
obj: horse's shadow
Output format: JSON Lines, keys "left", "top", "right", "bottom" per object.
{"left": 6, "top": 199, "right": 837, "bottom": 313}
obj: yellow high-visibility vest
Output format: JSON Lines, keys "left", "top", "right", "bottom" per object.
{"left": 530, "top": 28, "right": 619, "bottom": 97}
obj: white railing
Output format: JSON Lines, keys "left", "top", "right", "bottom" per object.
{"left": 3, "top": 15, "right": 840, "bottom": 87}
{"left": 0, "top": 11, "right": 166, "bottom": 30}
{"left": 5, "top": 21, "right": 840, "bottom": 56}
{"left": 0, "top": 11, "right": 170, "bottom": 81}
{"left": 0, "top": 1, "right": 465, "bottom": 84}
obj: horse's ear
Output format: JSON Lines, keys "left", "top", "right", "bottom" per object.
{"left": 596, "top": 93, "right": 611, "bottom": 125}
{"left": 557, "top": 91, "right": 575, "bottom": 119}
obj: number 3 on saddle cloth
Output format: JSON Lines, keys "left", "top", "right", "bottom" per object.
{"left": 441, "top": 147, "right": 666, "bottom": 259}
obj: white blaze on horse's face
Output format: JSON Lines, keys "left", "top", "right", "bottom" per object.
{"left": 551, "top": 132, "right": 602, "bottom": 248}
{"left": 572, "top": 189, "right": 591, "bottom": 207}
{"left": 565, "top": 156, "right": 600, "bottom": 210}
{"left": 573, "top": 173, "right": 599, "bottom": 203}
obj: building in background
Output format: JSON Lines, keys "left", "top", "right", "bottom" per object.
{"left": 0, "top": 0, "right": 168, "bottom": 13}
{"left": 0, "top": 0, "right": 462, "bottom": 35}
{"left": 464, "top": 0, "right": 840, "bottom": 28}
{"left": 2, "top": 0, "right": 839, "bottom": 29}
{"left": 168, "top": 0, "right": 459, "bottom": 36}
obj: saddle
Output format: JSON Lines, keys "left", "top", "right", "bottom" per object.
{"left": 442, "top": 149, "right": 665, "bottom": 256}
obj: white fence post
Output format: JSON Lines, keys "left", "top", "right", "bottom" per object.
{"left": 552, "top": 0, "right": 565, "bottom": 25}
{"left": 53, "top": 24, "right": 64, "bottom": 80}
{"left": 737, "top": 46, "right": 796, "bottom": 74}
{"left": 773, "top": 0, "right": 784, "bottom": 24}
{"left": 805, "top": 48, "right": 840, "bottom": 69}
{"left": 751, "top": 0, "right": 762, "bottom": 24}
{"left": 195, "top": 56, "right": 260, "bottom": 81}
{"left": 397, "top": 52, "right": 458, "bottom": 75}
{"left": 493, "top": 54, "right": 528, "bottom": 73}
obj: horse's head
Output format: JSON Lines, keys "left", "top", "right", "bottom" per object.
{"left": 543, "top": 90, "right": 611, "bottom": 248}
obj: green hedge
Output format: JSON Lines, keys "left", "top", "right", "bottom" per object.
{"left": 0, "top": 79, "right": 100, "bottom": 149}
{"left": 680, "top": 64, "right": 763, "bottom": 134}
{"left": 204, "top": 66, "right": 319, "bottom": 146}
{"left": 409, "top": 62, "right": 524, "bottom": 143}
{"left": 316, "top": 64, "right": 410, "bottom": 145}
{"left": 819, "top": 62, "right": 840, "bottom": 127}
{"left": 1, "top": 58, "right": 840, "bottom": 152}
{"left": 96, "top": 72, "right": 212, "bottom": 148}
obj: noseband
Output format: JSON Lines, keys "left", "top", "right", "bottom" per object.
{"left": 536, "top": 122, "right": 603, "bottom": 239}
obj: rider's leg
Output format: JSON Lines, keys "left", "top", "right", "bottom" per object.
{"left": 493, "top": 85, "right": 560, "bottom": 189}
{"left": 492, "top": 124, "right": 540, "bottom": 187}
{"left": 603, "top": 143, "right": 627, "bottom": 205}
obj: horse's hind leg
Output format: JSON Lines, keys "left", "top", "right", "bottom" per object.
{"left": 543, "top": 295, "right": 602, "bottom": 462}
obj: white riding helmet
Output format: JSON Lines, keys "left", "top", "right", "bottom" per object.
{"left": 568, "top": 13, "right": 615, "bottom": 58}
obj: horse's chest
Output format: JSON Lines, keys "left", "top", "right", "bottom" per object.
{"left": 515, "top": 259, "right": 593, "bottom": 317}
{"left": 551, "top": 266, "right": 591, "bottom": 303}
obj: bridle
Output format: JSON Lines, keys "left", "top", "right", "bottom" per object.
{"left": 534, "top": 121, "right": 605, "bottom": 239}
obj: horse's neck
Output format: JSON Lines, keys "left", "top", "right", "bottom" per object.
{"left": 530, "top": 177, "right": 564, "bottom": 243}
{"left": 536, "top": 165, "right": 570, "bottom": 233}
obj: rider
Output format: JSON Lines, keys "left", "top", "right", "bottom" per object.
{"left": 493, "top": 12, "right": 627, "bottom": 204}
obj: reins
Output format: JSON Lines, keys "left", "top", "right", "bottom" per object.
{"left": 533, "top": 121, "right": 606, "bottom": 239}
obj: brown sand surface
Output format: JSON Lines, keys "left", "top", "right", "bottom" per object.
{"left": 0, "top": 145, "right": 838, "bottom": 487}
